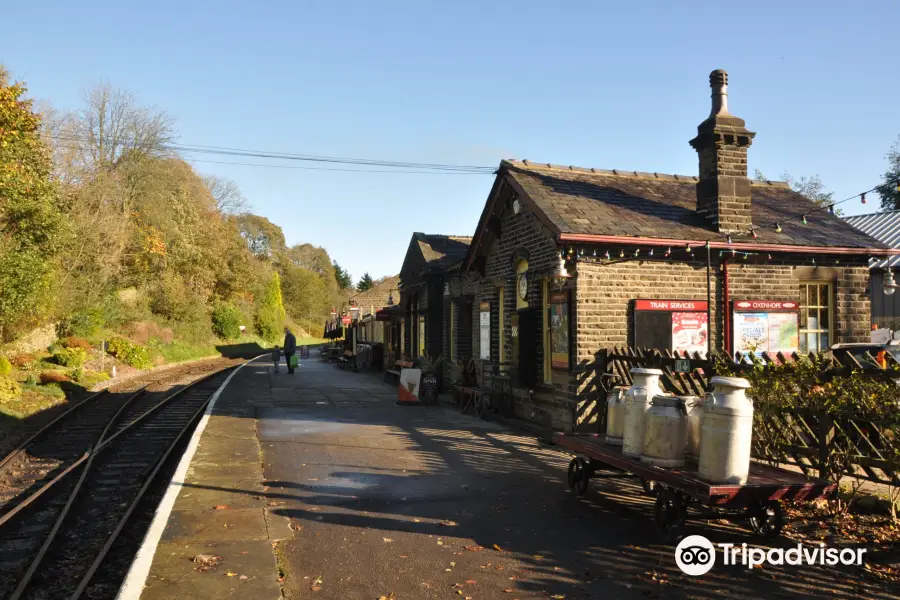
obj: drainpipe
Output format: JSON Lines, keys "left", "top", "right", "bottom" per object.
{"left": 706, "top": 242, "right": 712, "bottom": 359}
{"left": 723, "top": 258, "right": 731, "bottom": 356}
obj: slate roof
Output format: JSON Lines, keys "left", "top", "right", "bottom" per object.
{"left": 415, "top": 233, "right": 472, "bottom": 270}
{"left": 844, "top": 211, "right": 900, "bottom": 269}
{"left": 502, "top": 160, "right": 887, "bottom": 249}
{"left": 348, "top": 275, "right": 400, "bottom": 316}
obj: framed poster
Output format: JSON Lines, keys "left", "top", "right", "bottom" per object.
{"left": 633, "top": 299, "right": 709, "bottom": 356}
{"left": 549, "top": 291, "right": 570, "bottom": 369}
{"left": 479, "top": 301, "right": 491, "bottom": 359}
{"left": 732, "top": 300, "right": 799, "bottom": 357}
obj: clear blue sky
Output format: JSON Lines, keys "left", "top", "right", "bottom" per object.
{"left": 3, "top": 1, "right": 899, "bottom": 282}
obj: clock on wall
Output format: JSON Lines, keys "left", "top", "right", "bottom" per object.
{"left": 518, "top": 273, "right": 528, "bottom": 300}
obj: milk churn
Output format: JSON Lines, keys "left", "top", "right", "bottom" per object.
{"left": 698, "top": 376, "right": 753, "bottom": 484}
{"left": 605, "top": 386, "right": 629, "bottom": 445}
{"left": 641, "top": 395, "right": 688, "bottom": 467}
{"left": 682, "top": 395, "right": 703, "bottom": 458}
{"left": 622, "top": 368, "right": 664, "bottom": 458}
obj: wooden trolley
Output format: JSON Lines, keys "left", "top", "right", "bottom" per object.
{"left": 554, "top": 433, "right": 837, "bottom": 544}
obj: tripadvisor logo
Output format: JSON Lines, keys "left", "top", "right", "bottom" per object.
{"left": 675, "top": 535, "right": 867, "bottom": 576}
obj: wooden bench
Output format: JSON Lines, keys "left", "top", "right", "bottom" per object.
{"left": 384, "top": 360, "right": 413, "bottom": 383}
{"left": 337, "top": 350, "right": 357, "bottom": 370}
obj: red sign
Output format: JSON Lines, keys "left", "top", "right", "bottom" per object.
{"left": 341, "top": 315, "right": 351, "bottom": 325}
{"left": 635, "top": 299, "right": 708, "bottom": 311}
{"left": 733, "top": 300, "right": 798, "bottom": 311}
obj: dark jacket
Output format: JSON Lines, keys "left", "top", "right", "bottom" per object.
{"left": 283, "top": 332, "right": 297, "bottom": 354}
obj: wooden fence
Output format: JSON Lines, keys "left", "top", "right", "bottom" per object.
{"left": 572, "top": 347, "right": 900, "bottom": 486}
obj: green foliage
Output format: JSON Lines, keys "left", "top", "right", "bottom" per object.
{"left": 148, "top": 338, "right": 217, "bottom": 363}
{"left": 356, "top": 272, "right": 374, "bottom": 292}
{"left": 211, "top": 302, "right": 243, "bottom": 340}
{"left": 0, "top": 76, "right": 68, "bottom": 340}
{"left": 877, "top": 135, "right": 900, "bottom": 210}
{"left": 53, "top": 347, "right": 87, "bottom": 368}
{"left": 0, "top": 376, "right": 21, "bottom": 404}
{"left": 255, "top": 272, "right": 286, "bottom": 342}
{"left": 0, "top": 355, "right": 10, "bottom": 377}
{"left": 72, "top": 368, "right": 109, "bottom": 388}
{"left": 332, "top": 260, "right": 352, "bottom": 290}
{"left": 106, "top": 336, "right": 153, "bottom": 369}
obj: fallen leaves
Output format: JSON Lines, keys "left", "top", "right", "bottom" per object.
{"left": 383, "top": 537, "right": 394, "bottom": 543}
{"left": 378, "top": 594, "right": 396, "bottom": 600}
{"left": 192, "top": 554, "right": 223, "bottom": 572}
{"left": 493, "top": 544, "right": 505, "bottom": 552}
{"left": 214, "top": 504, "right": 229, "bottom": 510}
{"left": 311, "top": 575, "right": 323, "bottom": 592}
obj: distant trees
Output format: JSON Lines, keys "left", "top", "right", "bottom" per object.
{"left": 356, "top": 273, "right": 375, "bottom": 292}
{"left": 333, "top": 260, "right": 353, "bottom": 290}
{"left": 877, "top": 136, "right": 900, "bottom": 210}
{"left": 754, "top": 169, "right": 839, "bottom": 215}
{"left": 255, "top": 272, "right": 286, "bottom": 342}
{"left": 204, "top": 175, "right": 250, "bottom": 215}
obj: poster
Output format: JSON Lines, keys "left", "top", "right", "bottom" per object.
{"left": 767, "top": 312, "right": 799, "bottom": 355}
{"left": 550, "top": 292, "right": 569, "bottom": 369}
{"left": 672, "top": 312, "right": 708, "bottom": 355}
{"left": 479, "top": 301, "right": 491, "bottom": 359}
{"left": 734, "top": 312, "right": 769, "bottom": 355}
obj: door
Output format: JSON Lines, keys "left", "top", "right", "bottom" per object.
{"left": 518, "top": 308, "right": 538, "bottom": 388}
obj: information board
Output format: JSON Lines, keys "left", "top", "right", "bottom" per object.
{"left": 672, "top": 312, "right": 708, "bottom": 355}
{"left": 634, "top": 299, "right": 708, "bottom": 356}
{"left": 732, "top": 300, "right": 799, "bottom": 356}
{"left": 479, "top": 301, "right": 491, "bottom": 360}
{"left": 549, "top": 292, "right": 570, "bottom": 369}
{"left": 299, "top": 346, "right": 310, "bottom": 359}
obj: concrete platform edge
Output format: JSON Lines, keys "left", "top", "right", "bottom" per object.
{"left": 116, "top": 355, "right": 264, "bottom": 600}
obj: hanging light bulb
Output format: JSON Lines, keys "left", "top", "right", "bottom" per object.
{"left": 604, "top": 250, "right": 611, "bottom": 260}
{"left": 727, "top": 235, "right": 733, "bottom": 244}
{"left": 567, "top": 247, "right": 574, "bottom": 255}
{"left": 775, "top": 222, "right": 782, "bottom": 233}
{"left": 634, "top": 249, "right": 640, "bottom": 257}
{"left": 592, "top": 249, "right": 597, "bottom": 257}
{"left": 731, "top": 249, "right": 736, "bottom": 256}
{"left": 649, "top": 248, "right": 655, "bottom": 256}
{"left": 802, "top": 214, "right": 808, "bottom": 225}
{"left": 619, "top": 249, "right": 625, "bottom": 258}
{"left": 664, "top": 247, "right": 671, "bottom": 257}
{"left": 751, "top": 229, "right": 758, "bottom": 239}
{"left": 685, "top": 244, "right": 692, "bottom": 254}
{"left": 578, "top": 248, "right": 584, "bottom": 257}
{"left": 767, "top": 254, "right": 772, "bottom": 261}
{"left": 861, "top": 193, "right": 867, "bottom": 204}
{"left": 885, "top": 268, "right": 897, "bottom": 296}
{"left": 719, "top": 251, "right": 723, "bottom": 257}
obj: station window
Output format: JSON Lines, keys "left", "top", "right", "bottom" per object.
{"left": 799, "top": 282, "right": 832, "bottom": 353}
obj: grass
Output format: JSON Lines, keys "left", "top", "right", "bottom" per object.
{"left": 0, "top": 385, "right": 68, "bottom": 420}
{"left": 149, "top": 338, "right": 219, "bottom": 363}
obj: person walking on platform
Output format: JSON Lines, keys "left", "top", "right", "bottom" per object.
{"left": 283, "top": 326, "right": 297, "bottom": 375}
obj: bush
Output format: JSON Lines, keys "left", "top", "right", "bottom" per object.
{"left": 0, "top": 376, "right": 21, "bottom": 404}
{"left": 58, "top": 306, "right": 106, "bottom": 338}
{"left": 39, "top": 370, "right": 70, "bottom": 384}
{"left": 53, "top": 347, "right": 88, "bottom": 368}
{"left": 0, "top": 355, "right": 11, "bottom": 377}
{"left": 255, "top": 273, "right": 285, "bottom": 343}
{"left": 60, "top": 336, "right": 92, "bottom": 350}
{"left": 211, "top": 302, "right": 242, "bottom": 341}
{"left": 106, "top": 337, "right": 153, "bottom": 369}
{"left": 72, "top": 368, "right": 109, "bottom": 387}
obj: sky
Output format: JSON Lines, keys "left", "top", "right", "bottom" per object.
{"left": 3, "top": 1, "right": 899, "bottom": 283}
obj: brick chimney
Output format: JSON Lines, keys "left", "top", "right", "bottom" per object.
{"left": 689, "top": 70, "right": 756, "bottom": 233}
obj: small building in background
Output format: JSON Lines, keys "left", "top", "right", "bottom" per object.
{"left": 346, "top": 275, "right": 400, "bottom": 370}
{"left": 844, "top": 211, "right": 900, "bottom": 331}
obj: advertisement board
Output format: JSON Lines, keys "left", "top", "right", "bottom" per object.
{"left": 549, "top": 292, "right": 570, "bottom": 369}
{"left": 479, "top": 301, "right": 491, "bottom": 360}
{"left": 672, "top": 312, "right": 708, "bottom": 355}
{"left": 732, "top": 301, "right": 799, "bottom": 357}
{"left": 633, "top": 299, "right": 708, "bottom": 356}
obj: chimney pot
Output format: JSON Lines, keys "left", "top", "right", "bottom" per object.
{"left": 709, "top": 69, "right": 729, "bottom": 117}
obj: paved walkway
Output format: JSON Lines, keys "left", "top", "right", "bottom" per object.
{"left": 128, "top": 352, "right": 896, "bottom": 600}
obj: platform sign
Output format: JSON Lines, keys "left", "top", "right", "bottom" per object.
{"left": 299, "top": 346, "right": 310, "bottom": 359}
{"left": 634, "top": 299, "right": 708, "bottom": 356}
{"left": 479, "top": 301, "right": 491, "bottom": 360}
{"left": 674, "top": 359, "right": 690, "bottom": 373}
{"left": 341, "top": 315, "right": 351, "bottom": 326}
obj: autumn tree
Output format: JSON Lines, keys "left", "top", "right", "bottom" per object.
{"left": 237, "top": 214, "right": 286, "bottom": 258}
{"left": 255, "top": 272, "right": 286, "bottom": 342}
{"left": 754, "top": 169, "right": 839, "bottom": 215}
{"left": 333, "top": 260, "right": 352, "bottom": 290}
{"left": 0, "top": 69, "right": 68, "bottom": 340}
{"left": 877, "top": 136, "right": 900, "bottom": 210}
{"left": 203, "top": 174, "right": 250, "bottom": 215}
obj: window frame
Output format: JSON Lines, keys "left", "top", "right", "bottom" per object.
{"left": 798, "top": 281, "right": 834, "bottom": 353}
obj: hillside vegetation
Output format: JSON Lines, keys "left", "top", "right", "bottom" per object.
{"left": 0, "top": 67, "right": 349, "bottom": 413}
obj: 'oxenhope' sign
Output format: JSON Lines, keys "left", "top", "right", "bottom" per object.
{"left": 634, "top": 300, "right": 708, "bottom": 311}
{"left": 733, "top": 300, "right": 798, "bottom": 311}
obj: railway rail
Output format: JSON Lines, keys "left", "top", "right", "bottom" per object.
{"left": 0, "top": 359, "right": 245, "bottom": 599}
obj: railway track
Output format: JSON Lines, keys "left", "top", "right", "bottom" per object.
{"left": 0, "top": 361, "right": 245, "bottom": 599}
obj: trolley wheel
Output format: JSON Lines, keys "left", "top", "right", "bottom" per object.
{"left": 640, "top": 478, "right": 656, "bottom": 496}
{"left": 748, "top": 500, "right": 784, "bottom": 539}
{"left": 567, "top": 457, "right": 590, "bottom": 497}
{"left": 655, "top": 487, "right": 687, "bottom": 544}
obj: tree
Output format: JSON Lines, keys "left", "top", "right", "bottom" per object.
{"left": 877, "top": 136, "right": 900, "bottom": 210}
{"left": 356, "top": 272, "right": 375, "bottom": 292}
{"left": 333, "top": 260, "right": 352, "bottom": 290}
{"left": 236, "top": 214, "right": 286, "bottom": 258}
{"left": 255, "top": 272, "right": 285, "bottom": 342}
{"left": 0, "top": 71, "right": 68, "bottom": 340}
{"left": 754, "top": 169, "right": 839, "bottom": 215}
{"left": 203, "top": 174, "right": 250, "bottom": 215}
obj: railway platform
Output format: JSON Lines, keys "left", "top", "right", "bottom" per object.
{"left": 118, "top": 352, "right": 897, "bottom": 600}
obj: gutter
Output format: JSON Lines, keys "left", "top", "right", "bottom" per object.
{"left": 558, "top": 233, "right": 899, "bottom": 257}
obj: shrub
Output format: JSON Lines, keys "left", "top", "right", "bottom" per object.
{"left": 255, "top": 273, "right": 285, "bottom": 343}
{"left": 53, "top": 347, "right": 88, "bottom": 368}
{"left": 60, "top": 336, "right": 92, "bottom": 350}
{"left": 0, "top": 376, "right": 21, "bottom": 404}
{"left": 9, "top": 353, "right": 36, "bottom": 368}
{"left": 211, "top": 302, "right": 242, "bottom": 341}
{"left": 72, "top": 368, "right": 109, "bottom": 387}
{"left": 58, "top": 306, "right": 105, "bottom": 338}
{"left": 39, "top": 370, "right": 70, "bottom": 384}
{"left": 106, "top": 337, "right": 153, "bottom": 369}
{"left": 0, "top": 355, "right": 11, "bottom": 377}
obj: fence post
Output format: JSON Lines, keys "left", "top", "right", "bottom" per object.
{"left": 818, "top": 410, "right": 832, "bottom": 481}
